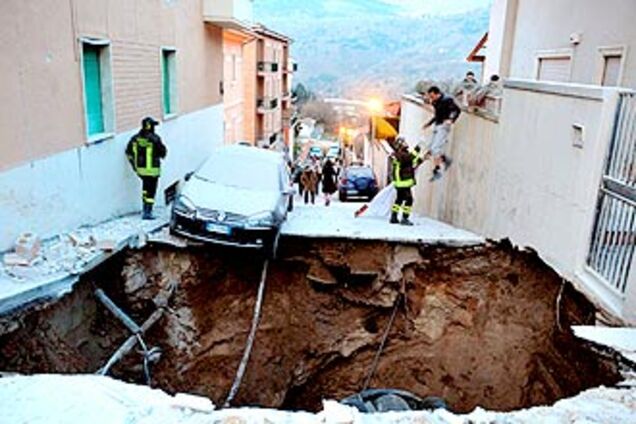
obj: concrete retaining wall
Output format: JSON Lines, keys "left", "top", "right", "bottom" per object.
{"left": 401, "top": 79, "right": 633, "bottom": 322}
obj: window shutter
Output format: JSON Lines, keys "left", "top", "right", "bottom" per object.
{"left": 162, "top": 51, "right": 172, "bottom": 115}
{"left": 602, "top": 56, "right": 621, "bottom": 86}
{"left": 83, "top": 46, "right": 104, "bottom": 135}
{"left": 537, "top": 57, "right": 571, "bottom": 82}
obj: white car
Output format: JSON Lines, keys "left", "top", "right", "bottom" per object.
{"left": 170, "top": 145, "right": 293, "bottom": 252}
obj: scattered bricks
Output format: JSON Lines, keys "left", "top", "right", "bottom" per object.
{"left": 14, "top": 233, "right": 40, "bottom": 262}
{"left": 68, "top": 232, "right": 95, "bottom": 247}
{"left": 95, "top": 239, "right": 118, "bottom": 252}
{"left": 3, "top": 253, "right": 30, "bottom": 267}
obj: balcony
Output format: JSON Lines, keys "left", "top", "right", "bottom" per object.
{"left": 257, "top": 97, "right": 279, "bottom": 113}
{"left": 203, "top": 0, "right": 253, "bottom": 31}
{"left": 257, "top": 61, "right": 279, "bottom": 75}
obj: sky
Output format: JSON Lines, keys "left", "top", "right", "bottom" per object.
{"left": 381, "top": 0, "right": 492, "bottom": 15}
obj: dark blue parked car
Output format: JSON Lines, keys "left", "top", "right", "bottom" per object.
{"left": 338, "top": 165, "right": 378, "bottom": 201}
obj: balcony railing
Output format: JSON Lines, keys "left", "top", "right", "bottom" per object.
{"left": 257, "top": 62, "right": 279, "bottom": 74}
{"left": 257, "top": 98, "right": 279, "bottom": 113}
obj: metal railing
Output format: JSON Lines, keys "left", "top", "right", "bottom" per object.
{"left": 256, "top": 98, "right": 278, "bottom": 112}
{"left": 587, "top": 92, "right": 636, "bottom": 294}
{"left": 257, "top": 61, "right": 279, "bottom": 73}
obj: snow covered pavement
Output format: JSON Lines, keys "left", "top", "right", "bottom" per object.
{"left": 0, "top": 374, "right": 634, "bottom": 424}
{"left": 281, "top": 200, "right": 483, "bottom": 246}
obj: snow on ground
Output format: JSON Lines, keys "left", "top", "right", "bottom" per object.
{"left": 282, "top": 199, "right": 483, "bottom": 246}
{"left": 0, "top": 374, "right": 634, "bottom": 424}
{"left": 0, "top": 211, "right": 167, "bottom": 315}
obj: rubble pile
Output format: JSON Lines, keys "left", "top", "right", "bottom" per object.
{"left": 0, "top": 215, "right": 163, "bottom": 283}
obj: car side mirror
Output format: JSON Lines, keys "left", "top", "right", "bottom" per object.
{"left": 184, "top": 171, "right": 194, "bottom": 181}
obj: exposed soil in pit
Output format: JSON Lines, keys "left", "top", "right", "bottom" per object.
{"left": 0, "top": 239, "right": 623, "bottom": 413}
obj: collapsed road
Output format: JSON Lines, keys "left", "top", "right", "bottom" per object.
{"left": 0, "top": 237, "right": 627, "bottom": 414}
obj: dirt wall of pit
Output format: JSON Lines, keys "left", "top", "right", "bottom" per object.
{"left": 0, "top": 239, "right": 623, "bottom": 413}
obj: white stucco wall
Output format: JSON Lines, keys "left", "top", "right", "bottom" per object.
{"left": 401, "top": 80, "right": 633, "bottom": 322}
{"left": 0, "top": 104, "right": 223, "bottom": 252}
{"left": 499, "top": 0, "right": 636, "bottom": 88}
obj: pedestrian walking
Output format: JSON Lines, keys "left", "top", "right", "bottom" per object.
{"left": 422, "top": 86, "right": 461, "bottom": 182}
{"left": 294, "top": 162, "right": 305, "bottom": 197}
{"left": 321, "top": 158, "right": 337, "bottom": 206}
{"left": 301, "top": 166, "right": 318, "bottom": 205}
{"left": 390, "top": 139, "right": 423, "bottom": 225}
{"left": 126, "top": 117, "right": 167, "bottom": 219}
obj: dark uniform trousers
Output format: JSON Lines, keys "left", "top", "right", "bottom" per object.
{"left": 395, "top": 187, "right": 414, "bottom": 213}
{"left": 141, "top": 176, "right": 159, "bottom": 206}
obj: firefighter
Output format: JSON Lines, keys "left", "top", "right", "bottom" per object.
{"left": 390, "top": 138, "right": 423, "bottom": 226}
{"left": 126, "top": 117, "right": 167, "bottom": 220}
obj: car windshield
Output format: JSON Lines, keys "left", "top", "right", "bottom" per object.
{"left": 347, "top": 167, "right": 373, "bottom": 179}
{"left": 196, "top": 153, "right": 280, "bottom": 191}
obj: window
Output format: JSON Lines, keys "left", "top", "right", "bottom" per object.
{"left": 81, "top": 40, "right": 113, "bottom": 140}
{"left": 598, "top": 46, "right": 626, "bottom": 87}
{"left": 162, "top": 48, "right": 177, "bottom": 116}
{"left": 232, "top": 54, "right": 237, "bottom": 82}
{"left": 602, "top": 55, "right": 621, "bottom": 86}
{"left": 537, "top": 57, "right": 571, "bottom": 82}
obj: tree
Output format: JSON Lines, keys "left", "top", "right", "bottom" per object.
{"left": 299, "top": 100, "right": 339, "bottom": 135}
{"left": 292, "top": 83, "right": 314, "bottom": 106}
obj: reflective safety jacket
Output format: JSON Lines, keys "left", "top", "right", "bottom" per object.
{"left": 391, "top": 149, "right": 423, "bottom": 188}
{"left": 126, "top": 131, "right": 167, "bottom": 177}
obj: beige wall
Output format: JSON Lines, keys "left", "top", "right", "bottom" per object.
{"left": 489, "top": 0, "right": 636, "bottom": 88}
{"left": 223, "top": 31, "right": 249, "bottom": 145}
{"left": 242, "top": 39, "right": 258, "bottom": 143}
{"left": 0, "top": 0, "right": 223, "bottom": 171}
{"left": 242, "top": 32, "right": 289, "bottom": 145}
{"left": 402, "top": 80, "right": 635, "bottom": 322}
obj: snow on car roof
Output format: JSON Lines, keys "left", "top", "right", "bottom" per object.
{"left": 196, "top": 145, "right": 284, "bottom": 190}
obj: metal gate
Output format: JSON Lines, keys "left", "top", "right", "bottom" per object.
{"left": 587, "top": 92, "right": 636, "bottom": 294}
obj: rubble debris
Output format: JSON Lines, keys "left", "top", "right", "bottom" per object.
{"left": 3, "top": 253, "right": 31, "bottom": 267}
{"left": 95, "top": 239, "right": 118, "bottom": 252}
{"left": 14, "top": 233, "right": 41, "bottom": 262}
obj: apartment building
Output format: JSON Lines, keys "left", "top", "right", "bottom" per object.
{"left": 242, "top": 25, "right": 294, "bottom": 148}
{"left": 486, "top": 0, "right": 636, "bottom": 88}
{"left": 0, "top": 0, "right": 233, "bottom": 251}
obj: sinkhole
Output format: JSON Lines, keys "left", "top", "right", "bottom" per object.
{"left": 0, "top": 238, "right": 625, "bottom": 413}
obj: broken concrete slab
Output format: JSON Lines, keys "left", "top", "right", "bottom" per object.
{"left": 307, "top": 260, "right": 338, "bottom": 285}
{"left": 573, "top": 326, "right": 636, "bottom": 363}
{"left": 2, "top": 253, "right": 31, "bottom": 267}
{"left": 0, "top": 213, "right": 167, "bottom": 316}
{"left": 282, "top": 201, "right": 483, "bottom": 247}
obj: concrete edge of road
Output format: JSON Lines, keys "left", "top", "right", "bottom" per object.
{"left": 278, "top": 233, "right": 485, "bottom": 247}
{"left": 0, "top": 219, "right": 168, "bottom": 318}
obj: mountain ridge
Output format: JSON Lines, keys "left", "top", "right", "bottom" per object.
{"left": 255, "top": 1, "right": 491, "bottom": 98}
